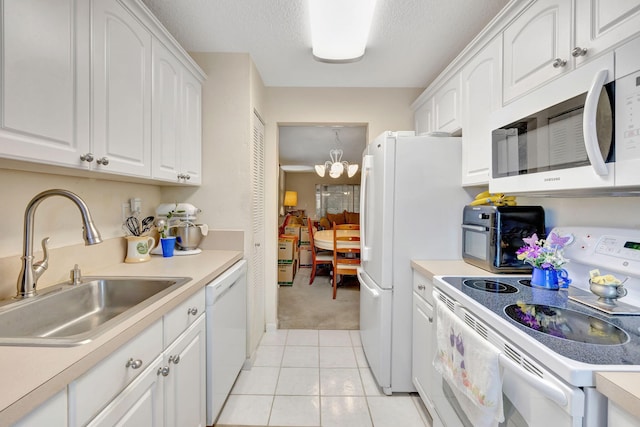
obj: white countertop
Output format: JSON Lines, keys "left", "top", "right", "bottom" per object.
{"left": 411, "top": 258, "right": 640, "bottom": 421}
{"left": 596, "top": 372, "right": 640, "bottom": 419}
{"left": 0, "top": 249, "right": 242, "bottom": 426}
{"left": 411, "top": 259, "right": 496, "bottom": 281}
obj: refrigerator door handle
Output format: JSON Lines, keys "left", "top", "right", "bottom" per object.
{"left": 358, "top": 268, "right": 380, "bottom": 298}
{"left": 360, "top": 155, "right": 374, "bottom": 261}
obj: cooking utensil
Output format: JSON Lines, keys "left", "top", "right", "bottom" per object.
{"left": 125, "top": 216, "right": 141, "bottom": 236}
{"left": 141, "top": 216, "right": 154, "bottom": 233}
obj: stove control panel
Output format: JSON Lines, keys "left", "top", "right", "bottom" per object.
{"left": 596, "top": 236, "right": 640, "bottom": 260}
{"left": 552, "top": 226, "right": 640, "bottom": 277}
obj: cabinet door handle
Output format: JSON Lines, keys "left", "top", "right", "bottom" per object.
{"left": 126, "top": 358, "right": 143, "bottom": 369}
{"left": 96, "top": 156, "right": 109, "bottom": 166}
{"left": 571, "top": 47, "right": 587, "bottom": 57}
{"left": 417, "top": 284, "right": 425, "bottom": 290}
{"left": 80, "top": 153, "right": 94, "bottom": 162}
{"left": 169, "top": 355, "right": 181, "bottom": 364}
{"left": 187, "top": 307, "right": 198, "bottom": 316}
{"left": 157, "top": 366, "right": 170, "bottom": 377}
{"left": 552, "top": 58, "right": 567, "bottom": 68}
{"left": 184, "top": 174, "right": 191, "bottom": 180}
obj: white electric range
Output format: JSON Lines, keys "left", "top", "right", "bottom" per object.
{"left": 431, "top": 226, "right": 640, "bottom": 427}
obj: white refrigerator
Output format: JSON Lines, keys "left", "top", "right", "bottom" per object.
{"left": 358, "top": 131, "right": 471, "bottom": 394}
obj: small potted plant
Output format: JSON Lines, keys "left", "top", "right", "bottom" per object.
{"left": 516, "top": 231, "right": 572, "bottom": 289}
{"left": 157, "top": 208, "right": 177, "bottom": 258}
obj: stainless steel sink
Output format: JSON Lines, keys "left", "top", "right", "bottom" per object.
{"left": 0, "top": 276, "right": 191, "bottom": 346}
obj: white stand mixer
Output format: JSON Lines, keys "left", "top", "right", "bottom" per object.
{"left": 151, "top": 203, "right": 208, "bottom": 256}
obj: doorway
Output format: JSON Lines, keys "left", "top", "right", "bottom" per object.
{"left": 277, "top": 124, "right": 366, "bottom": 329}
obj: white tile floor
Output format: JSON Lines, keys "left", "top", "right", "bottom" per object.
{"left": 215, "top": 329, "right": 431, "bottom": 427}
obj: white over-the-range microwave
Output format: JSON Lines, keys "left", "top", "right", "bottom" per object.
{"left": 489, "top": 36, "right": 640, "bottom": 195}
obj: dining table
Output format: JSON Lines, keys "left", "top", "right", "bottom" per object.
{"left": 313, "top": 229, "right": 360, "bottom": 251}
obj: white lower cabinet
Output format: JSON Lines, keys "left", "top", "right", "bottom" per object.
{"left": 69, "top": 288, "right": 206, "bottom": 427}
{"left": 87, "top": 316, "right": 206, "bottom": 427}
{"left": 12, "top": 389, "right": 68, "bottom": 427}
{"left": 608, "top": 400, "right": 640, "bottom": 427}
{"left": 70, "top": 320, "right": 164, "bottom": 426}
{"left": 163, "top": 315, "right": 206, "bottom": 427}
{"left": 411, "top": 270, "right": 438, "bottom": 422}
{"left": 86, "top": 356, "right": 164, "bottom": 427}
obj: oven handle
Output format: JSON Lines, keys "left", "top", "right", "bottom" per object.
{"left": 582, "top": 68, "right": 609, "bottom": 177}
{"left": 498, "top": 353, "right": 568, "bottom": 407}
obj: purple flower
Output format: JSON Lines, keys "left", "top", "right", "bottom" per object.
{"left": 523, "top": 234, "right": 539, "bottom": 246}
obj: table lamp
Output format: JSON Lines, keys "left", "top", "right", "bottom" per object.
{"left": 283, "top": 191, "right": 298, "bottom": 213}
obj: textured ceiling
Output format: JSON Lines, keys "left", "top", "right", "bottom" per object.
{"left": 141, "top": 0, "right": 509, "bottom": 169}
{"left": 142, "top": 0, "right": 509, "bottom": 88}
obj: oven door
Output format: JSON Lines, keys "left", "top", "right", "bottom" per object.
{"left": 461, "top": 224, "right": 492, "bottom": 270}
{"left": 430, "top": 292, "right": 588, "bottom": 427}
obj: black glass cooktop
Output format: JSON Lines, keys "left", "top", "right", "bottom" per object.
{"left": 462, "top": 278, "right": 518, "bottom": 293}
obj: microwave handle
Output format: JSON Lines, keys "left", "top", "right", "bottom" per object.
{"left": 582, "top": 69, "right": 609, "bottom": 176}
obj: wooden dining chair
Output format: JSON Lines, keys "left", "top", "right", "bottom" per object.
{"left": 332, "top": 222, "right": 361, "bottom": 299}
{"left": 307, "top": 220, "right": 333, "bottom": 285}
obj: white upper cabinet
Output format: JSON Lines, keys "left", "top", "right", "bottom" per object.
{"left": 414, "top": 99, "right": 434, "bottom": 136}
{"left": 0, "top": 0, "right": 204, "bottom": 184}
{"left": 0, "top": 0, "right": 90, "bottom": 167}
{"left": 502, "top": 0, "right": 572, "bottom": 103}
{"left": 151, "top": 39, "right": 202, "bottom": 185}
{"left": 433, "top": 75, "right": 462, "bottom": 134}
{"left": 575, "top": 0, "right": 640, "bottom": 66}
{"left": 179, "top": 72, "right": 203, "bottom": 185}
{"left": 460, "top": 36, "right": 502, "bottom": 186}
{"left": 91, "top": 0, "right": 152, "bottom": 178}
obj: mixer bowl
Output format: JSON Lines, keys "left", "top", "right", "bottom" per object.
{"left": 172, "top": 223, "right": 207, "bottom": 250}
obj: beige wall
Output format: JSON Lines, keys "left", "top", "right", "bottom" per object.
{"left": 264, "top": 87, "right": 423, "bottom": 329}
{"left": 283, "top": 171, "right": 360, "bottom": 220}
{"left": 0, "top": 165, "right": 162, "bottom": 298}
{"left": 169, "top": 52, "right": 267, "bottom": 356}
{"left": 520, "top": 196, "right": 640, "bottom": 230}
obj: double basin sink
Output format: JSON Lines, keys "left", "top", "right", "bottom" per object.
{"left": 0, "top": 276, "right": 191, "bottom": 346}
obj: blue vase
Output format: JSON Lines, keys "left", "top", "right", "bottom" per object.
{"left": 531, "top": 267, "right": 560, "bottom": 290}
{"left": 160, "top": 236, "right": 176, "bottom": 258}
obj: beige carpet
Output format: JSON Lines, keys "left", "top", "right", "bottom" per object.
{"left": 277, "top": 266, "right": 360, "bottom": 330}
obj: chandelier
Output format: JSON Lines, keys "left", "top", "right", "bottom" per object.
{"left": 315, "top": 131, "right": 359, "bottom": 178}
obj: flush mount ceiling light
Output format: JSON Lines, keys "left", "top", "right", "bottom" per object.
{"left": 315, "top": 130, "right": 359, "bottom": 178}
{"left": 309, "top": 0, "right": 377, "bottom": 63}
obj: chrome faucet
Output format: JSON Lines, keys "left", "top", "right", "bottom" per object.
{"left": 16, "top": 189, "right": 103, "bottom": 299}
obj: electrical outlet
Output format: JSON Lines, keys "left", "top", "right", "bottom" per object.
{"left": 130, "top": 198, "right": 142, "bottom": 215}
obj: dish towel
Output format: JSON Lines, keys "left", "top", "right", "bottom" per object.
{"left": 433, "top": 299, "right": 504, "bottom": 427}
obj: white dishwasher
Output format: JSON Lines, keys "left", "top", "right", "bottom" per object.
{"left": 206, "top": 259, "right": 247, "bottom": 425}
